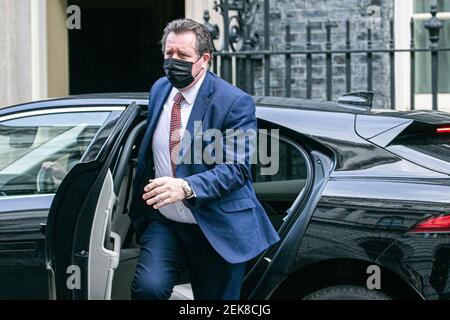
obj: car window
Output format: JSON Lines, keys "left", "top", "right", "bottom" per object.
{"left": 0, "top": 111, "right": 111, "bottom": 196}
{"left": 252, "top": 134, "right": 309, "bottom": 230}
{"left": 387, "top": 129, "right": 450, "bottom": 175}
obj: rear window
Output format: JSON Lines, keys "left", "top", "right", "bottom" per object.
{"left": 387, "top": 126, "right": 450, "bottom": 175}
{"left": 394, "top": 133, "right": 450, "bottom": 162}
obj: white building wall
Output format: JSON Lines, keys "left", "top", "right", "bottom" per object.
{"left": 0, "top": 0, "right": 48, "bottom": 108}
{"left": 0, "top": 0, "right": 33, "bottom": 108}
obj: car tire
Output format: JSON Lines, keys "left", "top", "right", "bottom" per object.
{"left": 302, "top": 285, "right": 392, "bottom": 300}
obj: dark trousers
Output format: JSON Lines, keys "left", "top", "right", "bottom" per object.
{"left": 131, "top": 213, "right": 246, "bottom": 300}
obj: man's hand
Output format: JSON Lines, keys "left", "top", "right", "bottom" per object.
{"left": 142, "top": 177, "right": 185, "bottom": 209}
{"left": 41, "top": 161, "right": 67, "bottom": 180}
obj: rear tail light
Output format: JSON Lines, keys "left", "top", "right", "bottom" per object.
{"left": 410, "top": 215, "right": 450, "bottom": 233}
{"left": 436, "top": 127, "right": 450, "bottom": 133}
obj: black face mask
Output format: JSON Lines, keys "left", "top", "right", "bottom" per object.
{"left": 163, "top": 57, "right": 202, "bottom": 89}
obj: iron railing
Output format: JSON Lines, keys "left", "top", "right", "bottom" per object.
{"left": 203, "top": 1, "right": 449, "bottom": 110}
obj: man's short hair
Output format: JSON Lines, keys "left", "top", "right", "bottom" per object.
{"left": 161, "top": 19, "right": 214, "bottom": 67}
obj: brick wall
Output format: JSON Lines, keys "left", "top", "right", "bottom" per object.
{"left": 249, "top": 0, "right": 395, "bottom": 108}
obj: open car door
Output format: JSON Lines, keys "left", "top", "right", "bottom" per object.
{"left": 45, "top": 102, "right": 143, "bottom": 300}
{"left": 241, "top": 150, "right": 333, "bottom": 300}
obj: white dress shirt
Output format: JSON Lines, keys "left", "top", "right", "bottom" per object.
{"left": 151, "top": 72, "right": 206, "bottom": 224}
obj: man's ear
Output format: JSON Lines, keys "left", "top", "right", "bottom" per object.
{"left": 202, "top": 53, "right": 211, "bottom": 69}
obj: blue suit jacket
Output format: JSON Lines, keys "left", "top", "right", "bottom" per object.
{"left": 129, "top": 71, "right": 280, "bottom": 264}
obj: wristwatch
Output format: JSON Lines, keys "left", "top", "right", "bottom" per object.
{"left": 181, "top": 179, "right": 194, "bottom": 199}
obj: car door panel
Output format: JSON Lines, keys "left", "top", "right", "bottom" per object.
{"left": 0, "top": 201, "right": 50, "bottom": 299}
{"left": 45, "top": 102, "right": 142, "bottom": 300}
{"left": 242, "top": 145, "right": 332, "bottom": 299}
{"left": 87, "top": 169, "right": 120, "bottom": 300}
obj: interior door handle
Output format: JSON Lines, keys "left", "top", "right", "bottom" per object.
{"left": 111, "top": 232, "right": 121, "bottom": 254}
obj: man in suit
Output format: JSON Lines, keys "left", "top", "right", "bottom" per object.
{"left": 129, "top": 19, "right": 279, "bottom": 300}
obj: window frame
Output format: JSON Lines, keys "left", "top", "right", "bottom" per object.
{"left": 252, "top": 126, "right": 314, "bottom": 234}
{"left": 0, "top": 106, "right": 125, "bottom": 197}
{"left": 395, "top": 0, "right": 450, "bottom": 112}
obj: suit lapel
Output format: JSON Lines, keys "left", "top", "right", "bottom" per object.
{"left": 147, "top": 82, "right": 172, "bottom": 140}
{"left": 179, "top": 71, "right": 214, "bottom": 161}
{"left": 141, "top": 80, "right": 172, "bottom": 163}
{"left": 141, "top": 71, "right": 214, "bottom": 170}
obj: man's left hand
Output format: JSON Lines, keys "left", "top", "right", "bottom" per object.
{"left": 142, "top": 177, "right": 185, "bottom": 209}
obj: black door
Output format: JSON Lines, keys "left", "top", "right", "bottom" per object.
{"left": 241, "top": 132, "right": 333, "bottom": 300}
{"left": 68, "top": 0, "right": 185, "bottom": 94}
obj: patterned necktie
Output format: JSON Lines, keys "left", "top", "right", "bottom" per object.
{"left": 169, "top": 92, "right": 185, "bottom": 177}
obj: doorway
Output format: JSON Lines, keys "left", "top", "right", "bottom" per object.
{"left": 68, "top": 0, "right": 185, "bottom": 94}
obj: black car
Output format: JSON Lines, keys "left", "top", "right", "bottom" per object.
{"left": 2, "top": 93, "right": 450, "bottom": 300}
{"left": 0, "top": 94, "right": 147, "bottom": 299}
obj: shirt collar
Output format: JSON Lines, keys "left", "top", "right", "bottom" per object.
{"left": 170, "top": 71, "right": 207, "bottom": 106}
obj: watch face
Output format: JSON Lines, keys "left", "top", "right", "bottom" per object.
{"left": 183, "top": 182, "right": 192, "bottom": 198}
{"left": 182, "top": 181, "right": 190, "bottom": 195}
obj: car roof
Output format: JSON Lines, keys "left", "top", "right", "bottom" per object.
{"left": 0, "top": 93, "right": 150, "bottom": 116}
{"left": 2, "top": 93, "right": 449, "bottom": 125}
{"left": 254, "top": 96, "right": 371, "bottom": 114}
{"left": 254, "top": 96, "right": 450, "bottom": 124}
